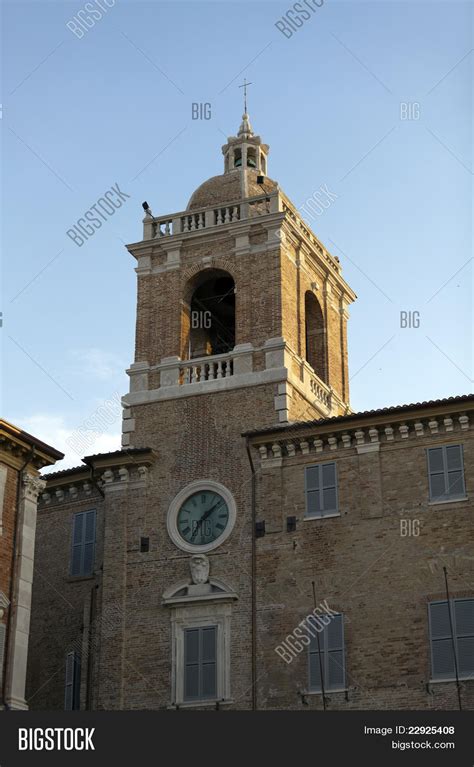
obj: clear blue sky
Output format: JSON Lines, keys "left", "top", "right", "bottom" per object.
{"left": 2, "top": 0, "right": 472, "bottom": 469}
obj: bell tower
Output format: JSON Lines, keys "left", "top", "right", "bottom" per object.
{"left": 123, "top": 112, "right": 356, "bottom": 448}
{"left": 222, "top": 111, "right": 269, "bottom": 178}
{"left": 103, "top": 111, "right": 357, "bottom": 709}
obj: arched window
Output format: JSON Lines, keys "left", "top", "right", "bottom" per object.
{"left": 182, "top": 270, "right": 236, "bottom": 359}
{"left": 305, "top": 292, "right": 327, "bottom": 382}
{"left": 246, "top": 148, "right": 257, "bottom": 168}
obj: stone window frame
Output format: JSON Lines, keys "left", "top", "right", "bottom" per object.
{"left": 170, "top": 603, "right": 232, "bottom": 707}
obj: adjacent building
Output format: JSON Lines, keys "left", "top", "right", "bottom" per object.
{"left": 0, "top": 419, "right": 62, "bottom": 710}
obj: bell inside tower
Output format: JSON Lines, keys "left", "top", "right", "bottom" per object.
{"left": 186, "top": 271, "right": 236, "bottom": 358}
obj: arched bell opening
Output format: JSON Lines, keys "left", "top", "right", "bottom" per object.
{"left": 246, "top": 148, "right": 257, "bottom": 168}
{"left": 182, "top": 269, "right": 236, "bottom": 360}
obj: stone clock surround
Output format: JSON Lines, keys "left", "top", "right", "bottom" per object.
{"left": 166, "top": 479, "right": 237, "bottom": 554}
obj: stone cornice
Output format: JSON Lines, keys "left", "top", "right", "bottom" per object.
{"left": 252, "top": 407, "right": 472, "bottom": 465}
{"left": 39, "top": 449, "right": 156, "bottom": 505}
{"left": 0, "top": 432, "right": 61, "bottom": 472}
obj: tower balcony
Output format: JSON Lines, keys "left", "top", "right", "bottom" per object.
{"left": 139, "top": 190, "right": 342, "bottom": 277}
{"left": 122, "top": 339, "right": 348, "bottom": 450}
{"left": 143, "top": 191, "right": 280, "bottom": 239}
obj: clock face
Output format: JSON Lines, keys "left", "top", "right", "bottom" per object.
{"left": 177, "top": 490, "right": 230, "bottom": 546}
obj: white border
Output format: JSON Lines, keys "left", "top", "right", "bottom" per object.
{"left": 167, "top": 479, "right": 237, "bottom": 553}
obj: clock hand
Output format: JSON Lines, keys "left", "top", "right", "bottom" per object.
{"left": 190, "top": 500, "right": 225, "bottom": 542}
{"left": 200, "top": 499, "right": 224, "bottom": 523}
{"left": 190, "top": 518, "right": 204, "bottom": 542}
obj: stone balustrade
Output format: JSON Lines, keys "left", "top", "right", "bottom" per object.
{"left": 126, "top": 341, "right": 337, "bottom": 427}
{"left": 143, "top": 190, "right": 341, "bottom": 272}
{"left": 141, "top": 190, "right": 342, "bottom": 277}
{"left": 145, "top": 192, "right": 278, "bottom": 241}
{"left": 309, "top": 373, "right": 332, "bottom": 409}
{"left": 280, "top": 196, "right": 341, "bottom": 274}
{"left": 180, "top": 353, "right": 234, "bottom": 384}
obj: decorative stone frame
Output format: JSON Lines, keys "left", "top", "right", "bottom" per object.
{"left": 167, "top": 479, "right": 237, "bottom": 554}
{"left": 169, "top": 603, "right": 233, "bottom": 707}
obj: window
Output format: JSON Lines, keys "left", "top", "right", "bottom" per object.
{"left": 169, "top": 603, "right": 233, "bottom": 706}
{"left": 71, "top": 510, "right": 96, "bottom": 576}
{"left": 305, "top": 462, "right": 338, "bottom": 517}
{"left": 429, "top": 599, "right": 474, "bottom": 680}
{"left": 427, "top": 445, "right": 466, "bottom": 502}
{"left": 309, "top": 613, "right": 345, "bottom": 692}
{"left": 246, "top": 148, "right": 257, "bottom": 168}
{"left": 64, "top": 651, "right": 81, "bottom": 710}
{"left": 184, "top": 626, "right": 217, "bottom": 702}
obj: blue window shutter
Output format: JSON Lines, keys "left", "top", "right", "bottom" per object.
{"left": 455, "top": 599, "right": 474, "bottom": 635}
{"left": 321, "top": 463, "right": 338, "bottom": 516}
{"left": 201, "top": 627, "right": 217, "bottom": 699}
{"left": 308, "top": 613, "right": 345, "bottom": 691}
{"left": 427, "top": 445, "right": 465, "bottom": 501}
{"left": 306, "top": 467, "right": 320, "bottom": 491}
{"left": 184, "top": 626, "right": 217, "bottom": 701}
{"left": 430, "top": 599, "right": 474, "bottom": 680}
{"left": 71, "top": 513, "right": 84, "bottom": 576}
{"left": 71, "top": 511, "right": 96, "bottom": 576}
{"left": 429, "top": 601, "right": 456, "bottom": 679}
{"left": 327, "top": 614, "right": 345, "bottom": 689}
{"left": 82, "top": 510, "right": 96, "bottom": 576}
{"left": 445, "top": 446, "right": 465, "bottom": 498}
{"left": 184, "top": 629, "right": 200, "bottom": 700}
{"left": 427, "top": 448, "right": 446, "bottom": 501}
{"left": 305, "top": 463, "right": 338, "bottom": 518}
{"left": 309, "top": 630, "right": 325, "bottom": 691}
{"left": 454, "top": 599, "right": 474, "bottom": 677}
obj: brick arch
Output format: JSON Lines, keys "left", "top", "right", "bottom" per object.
{"left": 180, "top": 266, "right": 236, "bottom": 360}
{"left": 181, "top": 257, "right": 237, "bottom": 288}
{"left": 305, "top": 291, "right": 327, "bottom": 383}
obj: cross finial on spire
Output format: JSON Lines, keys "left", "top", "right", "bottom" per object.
{"left": 238, "top": 78, "right": 253, "bottom": 114}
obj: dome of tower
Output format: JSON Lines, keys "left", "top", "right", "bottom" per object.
{"left": 186, "top": 110, "right": 276, "bottom": 210}
{"left": 186, "top": 169, "right": 278, "bottom": 211}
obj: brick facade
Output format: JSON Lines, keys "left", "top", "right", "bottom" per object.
{"left": 250, "top": 401, "right": 474, "bottom": 710}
